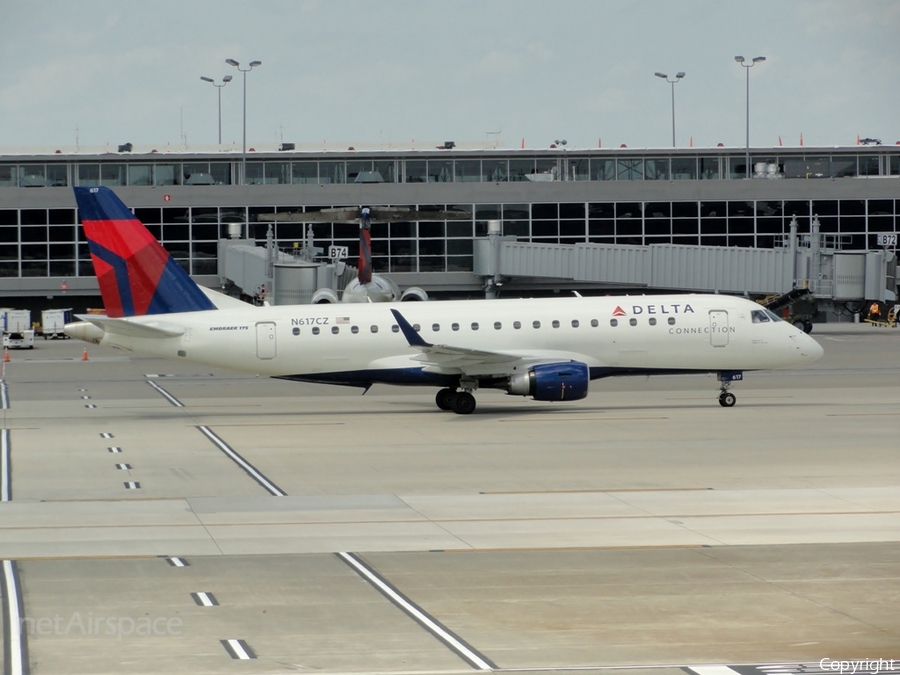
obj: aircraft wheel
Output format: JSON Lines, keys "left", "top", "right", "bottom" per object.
{"left": 435, "top": 388, "right": 456, "bottom": 411}
{"left": 792, "top": 319, "right": 805, "bottom": 331}
{"left": 718, "top": 392, "right": 736, "bottom": 408}
{"left": 803, "top": 320, "right": 813, "bottom": 334}
{"left": 452, "top": 391, "right": 477, "bottom": 415}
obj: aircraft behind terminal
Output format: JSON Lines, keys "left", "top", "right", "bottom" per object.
{"left": 66, "top": 187, "right": 823, "bottom": 414}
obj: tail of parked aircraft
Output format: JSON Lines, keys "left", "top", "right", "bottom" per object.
{"left": 73, "top": 187, "right": 216, "bottom": 317}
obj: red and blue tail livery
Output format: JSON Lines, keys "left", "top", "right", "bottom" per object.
{"left": 74, "top": 187, "right": 216, "bottom": 317}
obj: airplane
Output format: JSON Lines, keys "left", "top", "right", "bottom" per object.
{"left": 257, "top": 205, "right": 470, "bottom": 303}
{"left": 65, "top": 186, "right": 824, "bottom": 415}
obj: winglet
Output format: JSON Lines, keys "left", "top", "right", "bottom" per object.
{"left": 390, "top": 309, "right": 432, "bottom": 347}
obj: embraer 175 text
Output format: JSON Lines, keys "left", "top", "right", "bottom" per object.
{"left": 65, "top": 187, "right": 823, "bottom": 414}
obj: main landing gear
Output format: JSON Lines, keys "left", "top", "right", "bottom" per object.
{"left": 435, "top": 387, "right": 477, "bottom": 415}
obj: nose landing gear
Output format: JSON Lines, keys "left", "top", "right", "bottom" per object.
{"left": 717, "top": 371, "right": 742, "bottom": 407}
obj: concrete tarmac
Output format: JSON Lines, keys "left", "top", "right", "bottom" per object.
{"left": 1, "top": 324, "right": 899, "bottom": 674}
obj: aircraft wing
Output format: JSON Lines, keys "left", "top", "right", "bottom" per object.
{"left": 390, "top": 308, "right": 540, "bottom": 376}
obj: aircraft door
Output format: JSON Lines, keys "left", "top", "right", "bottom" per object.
{"left": 709, "top": 310, "right": 729, "bottom": 347}
{"left": 256, "top": 322, "right": 277, "bottom": 359}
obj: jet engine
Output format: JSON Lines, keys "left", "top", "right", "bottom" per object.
{"left": 506, "top": 361, "right": 590, "bottom": 401}
{"left": 311, "top": 288, "right": 340, "bottom": 304}
{"left": 399, "top": 286, "right": 429, "bottom": 302}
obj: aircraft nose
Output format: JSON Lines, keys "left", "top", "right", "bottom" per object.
{"left": 799, "top": 332, "right": 824, "bottom": 362}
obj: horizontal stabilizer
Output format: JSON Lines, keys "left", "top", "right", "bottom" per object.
{"left": 77, "top": 315, "right": 185, "bottom": 340}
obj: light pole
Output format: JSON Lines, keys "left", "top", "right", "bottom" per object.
{"left": 654, "top": 71, "right": 685, "bottom": 147}
{"left": 200, "top": 75, "right": 233, "bottom": 145}
{"left": 225, "top": 58, "right": 262, "bottom": 185}
{"left": 735, "top": 55, "right": 765, "bottom": 178}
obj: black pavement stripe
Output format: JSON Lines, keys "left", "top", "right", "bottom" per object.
{"left": 196, "top": 426, "right": 286, "bottom": 496}
{"left": 220, "top": 639, "right": 255, "bottom": 659}
{"left": 147, "top": 380, "right": 184, "bottom": 407}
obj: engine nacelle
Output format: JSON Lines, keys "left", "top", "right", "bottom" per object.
{"left": 311, "top": 288, "right": 339, "bottom": 304}
{"left": 507, "top": 361, "right": 589, "bottom": 401}
{"left": 400, "top": 286, "right": 429, "bottom": 302}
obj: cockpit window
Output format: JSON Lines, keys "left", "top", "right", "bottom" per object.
{"left": 751, "top": 310, "right": 770, "bottom": 323}
{"left": 764, "top": 309, "right": 782, "bottom": 322}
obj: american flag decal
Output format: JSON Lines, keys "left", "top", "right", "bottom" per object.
{"left": 336, "top": 317, "right": 350, "bottom": 324}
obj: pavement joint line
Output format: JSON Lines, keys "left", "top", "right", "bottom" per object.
{"left": 196, "top": 425, "right": 287, "bottom": 496}
{"left": 147, "top": 379, "right": 185, "bottom": 407}
{"left": 336, "top": 551, "right": 497, "bottom": 671}
{"left": 0, "top": 379, "right": 8, "bottom": 409}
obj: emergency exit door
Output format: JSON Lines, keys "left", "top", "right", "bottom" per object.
{"left": 708, "top": 310, "right": 729, "bottom": 347}
{"left": 256, "top": 322, "right": 277, "bottom": 359}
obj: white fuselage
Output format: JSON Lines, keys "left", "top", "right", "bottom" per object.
{"left": 75, "top": 295, "right": 823, "bottom": 388}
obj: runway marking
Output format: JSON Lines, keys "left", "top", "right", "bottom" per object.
{"left": 196, "top": 425, "right": 287, "bottom": 497}
{"left": 337, "top": 551, "right": 497, "bottom": 671}
{"left": 0, "top": 379, "right": 8, "bottom": 409}
{"left": 107, "top": 447, "right": 122, "bottom": 453}
{"left": 124, "top": 481, "right": 140, "bottom": 489}
{"left": 81, "top": 395, "right": 90, "bottom": 400}
{"left": 1, "top": 559, "right": 28, "bottom": 675}
{"left": 115, "top": 463, "right": 131, "bottom": 470}
{"left": 1, "top": 429, "right": 9, "bottom": 502}
{"left": 1, "top": 431, "right": 28, "bottom": 675}
{"left": 85, "top": 404, "right": 96, "bottom": 409}
{"left": 147, "top": 380, "right": 184, "bottom": 407}
{"left": 165, "top": 557, "right": 189, "bottom": 567}
{"left": 220, "top": 638, "right": 256, "bottom": 660}
{"left": 688, "top": 666, "right": 742, "bottom": 675}
{"left": 191, "top": 591, "right": 219, "bottom": 607}
{"left": 100, "top": 432, "right": 113, "bottom": 439}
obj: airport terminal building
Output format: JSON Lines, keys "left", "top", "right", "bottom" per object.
{"left": 0, "top": 143, "right": 898, "bottom": 306}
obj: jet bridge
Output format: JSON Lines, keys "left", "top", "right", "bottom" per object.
{"left": 474, "top": 218, "right": 896, "bottom": 326}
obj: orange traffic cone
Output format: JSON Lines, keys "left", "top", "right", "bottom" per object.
{"left": 3, "top": 347, "right": 8, "bottom": 363}
{"left": 81, "top": 347, "right": 89, "bottom": 361}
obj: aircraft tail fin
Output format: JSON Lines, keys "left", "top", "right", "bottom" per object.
{"left": 74, "top": 187, "right": 216, "bottom": 317}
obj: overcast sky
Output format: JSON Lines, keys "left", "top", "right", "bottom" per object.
{"left": 1, "top": 0, "right": 898, "bottom": 151}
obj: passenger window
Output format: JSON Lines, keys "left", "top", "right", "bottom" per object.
{"left": 452, "top": 323, "right": 459, "bottom": 331}
{"left": 494, "top": 321, "right": 502, "bottom": 330}
{"left": 533, "top": 320, "right": 541, "bottom": 329}
{"left": 312, "top": 327, "right": 320, "bottom": 335}
{"left": 391, "top": 325, "right": 399, "bottom": 333}
{"left": 552, "top": 320, "right": 560, "bottom": 328}
{"left": 332, "top": 326, "right": 340, "bottom": 334}
{"left": 351, "top": 326, "right": 359, "bottom": 334}
{"left": 610, "top": 319, "right": 618, "bottom": 327}
{"left": 432, "top": 323, "right": 440, "bottom": 331}
{"left": 513, "top": 321, "right": 521, "bottom": 329}
{"left": 370, "top": 325, "right": 378, "bottom": 333}
{"left": 413, "top": 324, "right": 421, "bottom": 332}
{"left": 571, "top": 319, "right": 579, "bottom": 328}
{"left": 471, "top": 322, "right": 479, "bottom": 330}
{"left": 668, "top": 317, "right": 675, "bottom": 325}
{"left": 591, "top": 319, "right": 599, "bottom": 327}
{"left": 649, "top": 317, "right": 657, "bottom": 326}
{"left": 292, "top": 327, "right": 300, "bottom": 336}
{"left": 629, "top": 318, "right": 637, "bottom": 326}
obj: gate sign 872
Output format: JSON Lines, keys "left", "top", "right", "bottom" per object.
{"left": 876, "top": 233, "right": 897, "bottom": 247}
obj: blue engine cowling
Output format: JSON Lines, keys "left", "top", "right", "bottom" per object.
{"left": 506, "top": 361, "right": 589, "bottom": 401}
